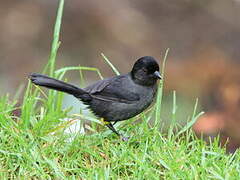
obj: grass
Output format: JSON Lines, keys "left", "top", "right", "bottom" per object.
{"left": 0, "top": 0, "right": 240, "bottom": 179}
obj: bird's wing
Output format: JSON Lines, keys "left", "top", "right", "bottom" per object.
{"left": 84, "top": 75, "right": 140, "bottom": 103}
{"left": 84, "top": 77, "right": 112, "bottom": 94}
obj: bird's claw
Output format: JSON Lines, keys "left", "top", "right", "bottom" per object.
{"left": 121, "top": 135, "right": 130, "bottom": 141}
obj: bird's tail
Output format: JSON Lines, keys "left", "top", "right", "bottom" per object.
{"left": 29, "top": 73, "right": 88, "bottom": 97}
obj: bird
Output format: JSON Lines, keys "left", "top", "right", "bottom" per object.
{"left": 30, "top": 56, "right": 161, "bottom": 140}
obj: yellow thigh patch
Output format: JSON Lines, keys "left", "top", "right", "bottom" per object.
{"left": 100, "top": 118, "right": 110, "bottom": 125}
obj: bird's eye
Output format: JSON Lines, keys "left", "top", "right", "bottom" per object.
{"left": 142, "top": 68, "right": 147, "bottom": 72}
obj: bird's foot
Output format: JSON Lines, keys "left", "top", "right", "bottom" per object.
{"left": 104, "top": 121, "right": 129, "bottom": 141}
{"left": 121, "top": 135, "right": 130, "bottom": 141}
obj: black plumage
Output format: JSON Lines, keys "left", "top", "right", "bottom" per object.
{"left": 30, "top": 56, "right": 161, "bottom": 140}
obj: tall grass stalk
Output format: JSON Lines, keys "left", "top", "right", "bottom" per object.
{"left": 44, "top": 0, "right": 64, "bottom": 76}
{"left": 155, "top": 48, "right": 169, "bottom": 127}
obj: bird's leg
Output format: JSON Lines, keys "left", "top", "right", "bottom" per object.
{"left": 105, "top": 123, "right": 120, "bottom": 136}
{"left": 100, "top": 118, "right": 129, "bottom": 141}
{"left": 113, "top": 121, "right": 118, "bottom": 125}
{"left": 106, "top": 123, "right": 129, "bottom": 141}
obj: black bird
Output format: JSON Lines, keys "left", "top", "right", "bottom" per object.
{"left": 30, "top": 56, "right": 161, "bottom": 140}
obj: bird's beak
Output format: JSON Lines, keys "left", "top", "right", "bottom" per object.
{"left": 154, "top": 71, "right": 162, "bottom": 79}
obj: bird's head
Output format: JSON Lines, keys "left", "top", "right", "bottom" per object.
{"left": 131, "top": 56, "right": 161, "bottom": 86}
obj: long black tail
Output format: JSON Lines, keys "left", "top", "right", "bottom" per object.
{"left": 29, "top": 73, "right": 88, "bottom": 97}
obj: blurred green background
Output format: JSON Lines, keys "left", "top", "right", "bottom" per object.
{"left": 1, "top": 0, "right": 240, "bottom": 152}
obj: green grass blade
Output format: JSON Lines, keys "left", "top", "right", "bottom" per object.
{"left": 21, "top": 80, "right": 33, "bottom": 129}
{"left": 55, "top": 66, "right": 104, "bottom": 80}
{"left": 43, "top": 0, "right": 64, "bottom": 76}
{"left": 101, "top": 53, "right": 120, "bottom": 75}
{"left": 176, "top": 98, "right": 204, "bottom": 137}
{"left": 168, "top": 90, "right": 177, "bottom": 139}
{"left": 154, "top": 48, "right": 169, "bottom": 127}
{"left": 79, "top": 65, "right": 86, "bottom": 87}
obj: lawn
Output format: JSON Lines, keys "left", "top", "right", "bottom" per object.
{"left": 0, "top": 0, "right": 239, "bottom": 179}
